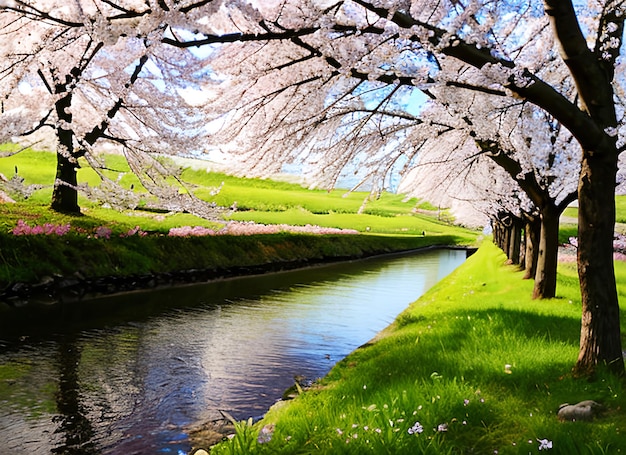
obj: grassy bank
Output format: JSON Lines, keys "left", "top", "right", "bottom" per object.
{"left": 208, "top": 242, "right": 626, "bottom": 455}
{"left": 0, "top": 149, "right": 478, "bottom": 287}
{"left": 0, "top": 227, "right": 468, "bottom": 286}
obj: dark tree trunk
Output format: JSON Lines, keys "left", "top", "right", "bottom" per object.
{"left": 508, "top": 217, "right": 522, "bottom": 265}
{"left": 503, "top": 223, "right": 511, "bottom": 260}
{"left": 51, "top": 148, "right": 80, "bottom": 214}
{"left": 51, "top": 93, "right": 80, "bottom": 214}
{"left": 524, "top": 215, "right": 541, "bottom": 280}
{"left": 533, "top": 206, "right": 560, "bottom": 299}
{"left": 575, "top": 151, "right": 624, "bottom": 375}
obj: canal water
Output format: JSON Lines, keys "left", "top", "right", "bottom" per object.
{"left": 0, "top": 248, "right": 466, "bottom": 454}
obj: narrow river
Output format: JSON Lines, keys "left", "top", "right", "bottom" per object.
{"left": 0, "top": 248, "right": 466, "bottom": 454}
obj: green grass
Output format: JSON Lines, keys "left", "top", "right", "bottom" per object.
{"left": 618, "top": 196, "right": 626, "bottom": 224}
{"left": 4, "top": 150, "right": 626, "bottom": 454}
{"left": 0, "top": 147, "right": 147, "bottom": 205}
{"left": 0, "top": 149, "right": 479, "bottom": 285}
{"left": 564, "top": 196, "right": 626, "bottom": 229}
{"left": 182, "top": 167, "right": 431, "bottom": 216}
{"left": 208, "top": 242, "right": 626, "bottom": 455}
{"left": 227, "top": 208, "right": 475, "bottom": 240}
{"left": 0, "top": 149, "right": 460, "bottom": 233}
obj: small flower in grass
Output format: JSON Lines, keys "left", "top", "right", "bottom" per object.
{"left": 336, "top": 428, "right": 343, "bottom": 435}
{"left": 257, "top": 424, "right": 274, "bottom": 444}
{"left": 408, "top": 422, "right": 423, "bottom": 435}
{"left": 538, "top": 438, "right": 553, "bottom": 450}
{"left": 437, "top": 423, "right": 448, "bottom": 432}
{"left": 120, "top": 225, "right": 147, "bottom": 237}
{"left": 464, "top": 399, "right": 470, "bottom": 406}
{"left": 94, "top": 226, "right": 112, "bottom": 239}
{"left": 504, "top": 364, "right": 512, "bottom": 374}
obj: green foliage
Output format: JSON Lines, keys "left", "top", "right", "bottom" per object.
{"left": 210, "top": 243, "right": 626, "bottom": 455}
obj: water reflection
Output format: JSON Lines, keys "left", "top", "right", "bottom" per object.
{"left": 0, "top": 248, "right": 466, "bottom": 454}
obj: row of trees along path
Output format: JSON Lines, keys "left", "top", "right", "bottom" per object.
{"left": 0, "top": 0, "right": 623, "bottom": 375}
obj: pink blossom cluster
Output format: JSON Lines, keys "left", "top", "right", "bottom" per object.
{"left": 168, "top": 222, "right": 359, "bottom": 237}
{"left": 566, "top": 234, "right": 626, "bottom": 261}
{"left": 10, "top": 220, "right": 359, "bottom": 240}
{"left": 12, "top": 219, "right": 71, "bottom": 236}
{"left": 168, "top": 225, "right": 217, "bottom": 237}
{"left": 613, "top": 233, "right": 626, "bottom": 254}
{"left": 93, "top": 226, "right": 112, "bottom": 239}
{"left": 120, "top": 226, "right": 148, "bottom": 237}
{"left": 276, "top": 224, "right": 359, "bottom": 235}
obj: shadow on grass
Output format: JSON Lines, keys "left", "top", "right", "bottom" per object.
{"left": 332, "top": 306, "right": 583, "bottom": 397}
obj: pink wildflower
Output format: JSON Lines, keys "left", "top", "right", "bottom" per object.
{"left": 94, "top": 226, "right": 112, "bottom": 239}
{"left": 12, "top": 219, "right": 32, "bottom": 236}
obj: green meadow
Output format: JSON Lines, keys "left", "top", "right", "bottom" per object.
{"left": 209, "top": 242, "right": 626, "bottom": 455}
{"left": 0, "top": 148, "right": 459, "bottom": 234}
{"left": 0, "top": 148, "right": 477, "bottom": 284}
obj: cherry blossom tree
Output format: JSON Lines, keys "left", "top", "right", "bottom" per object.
{"left": 0, "top": 0, "right": 225, "bottom": 214}
{"left": 203, "top": 9, "right": 578, "bottom": 301}
{"left": 2, "top": 0, "right": 623, "bottom": 374}
{"left": 199, "top": 0, "right": 624, "bottom": 374}
{"left": 396, "top": 103, "right": 578, "bottom": 300}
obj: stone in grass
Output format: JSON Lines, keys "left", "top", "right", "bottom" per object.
{"left": 557, "top": 400, "right": 604, "bottom": 421}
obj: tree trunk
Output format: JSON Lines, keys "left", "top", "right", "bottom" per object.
{"left": 51, "top": 151, "right": 80, "bottom": 214}
{"left": 533, "top": 206, "right": 560, "bottom": 299}
{"left": 524, "top": 215, "right": 540, "bottom": 280}
{"left": 576, "top": 151, "right": 624, "bottom": 375}
{"left": 508, "top": 217, "right": 522, "bottom": 265}
{"left": 503, "top": 223, "right": 511, "bottom": 260}
{"left": 51, "top": 93, "right": 80, "bottom": 214}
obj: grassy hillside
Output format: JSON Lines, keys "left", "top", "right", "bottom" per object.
{"left": 0, "top": 148, "right": 463, "bottom": 234}
{"left": 0, "top": 149, "right": 478, "bottom": 287}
